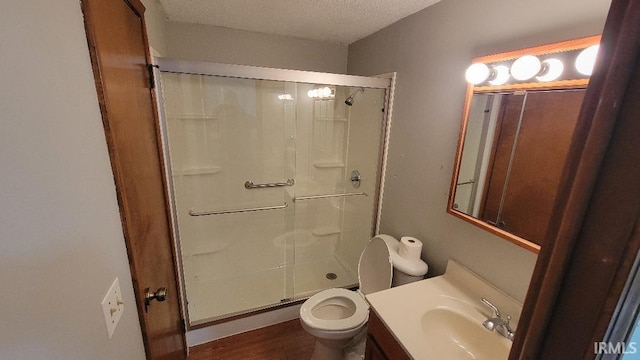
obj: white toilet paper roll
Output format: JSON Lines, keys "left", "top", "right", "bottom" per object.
{"left": 399, "top": 236, "right": 423, "bottom": 260}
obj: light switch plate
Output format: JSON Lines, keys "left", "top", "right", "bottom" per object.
{"left": 101, "top": 278, "right": 124, "bottom": 339}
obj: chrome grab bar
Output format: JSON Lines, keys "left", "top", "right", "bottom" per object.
{"left": 293, "top": 192, "right": 367, "bottom": 201}
{"left": 245, "top": 178, "right": 295, "bottom": 189}
{"left": 189, "top": 203, "right": 288, "bottom": 216}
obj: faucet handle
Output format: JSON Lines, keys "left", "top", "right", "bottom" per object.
{"left": 502, "top": 315, "right": 516, "bottom": 341}
{"left": 481, "top": 298, "right": 501, "bottom": 318}
{"left": 505, "top": 315, "right": 515, "bottom": 330}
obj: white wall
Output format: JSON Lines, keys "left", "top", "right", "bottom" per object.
{"left": 141, "top": 0, "right": 169, "bottom": 56}
{"left": 347, "top": 0, "right": 611, "bottom": 301}
{"left": 0, "top": 1, "right": 145, "bottom": 359}
{"left": 165, "top": 22, "right": 349, "bottom": 73}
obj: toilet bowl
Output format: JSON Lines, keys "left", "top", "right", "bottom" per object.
{"left": 299, "top": 234, "right": 426, "bottom": 360}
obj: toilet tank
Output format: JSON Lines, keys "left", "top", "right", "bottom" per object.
{"left": 392, "top": 269, "right": 425, "bottom": 286}
{"left": 376, "top": 235, "right": 428, "bottom": 287}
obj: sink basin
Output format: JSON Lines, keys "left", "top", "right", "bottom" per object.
{"left": 421, "top": 308, "right": 511, "bottom": 359}
{"left": 365, "top": 260, "right": 522, "bottom": 359}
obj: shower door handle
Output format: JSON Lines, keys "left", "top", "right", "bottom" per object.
{"left": 244, "top": 178, "right": 295, "bottom": 189}
{"left": 144, "top": 287, "right": 168, "bottom": 312}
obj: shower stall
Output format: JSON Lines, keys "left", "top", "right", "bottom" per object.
{"left": 155, "top": 60, "right": 394, "bottom": 326}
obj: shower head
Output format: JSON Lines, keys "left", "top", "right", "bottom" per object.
{"left": 345, "top": 88, "right": 365, "bottom": 106}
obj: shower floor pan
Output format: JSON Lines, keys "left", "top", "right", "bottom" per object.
{"left": 186, "top": 255, "right": 357, "bottom": 325}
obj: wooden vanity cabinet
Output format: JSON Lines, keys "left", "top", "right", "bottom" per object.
{"left": 365, "top": 309, "right": 411, "bottom": 360}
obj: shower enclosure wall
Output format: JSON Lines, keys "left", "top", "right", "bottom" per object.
{"left": 156, "top": 60, "right": 393, "bottom": 326}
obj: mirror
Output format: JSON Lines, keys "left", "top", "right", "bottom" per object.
{"left": 448, "top": 36, "right": 601, "bottom": 252}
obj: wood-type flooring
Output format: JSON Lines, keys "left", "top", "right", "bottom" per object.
{"left": 188, "top": 319, "right": 315, "bottom": 360}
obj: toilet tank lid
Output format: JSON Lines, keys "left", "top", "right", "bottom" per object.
{"left": 390, "top": 252, "right": 428, "bottom": 276}
{"left": 358, "top": 236, "right": 393, "bottom": 295}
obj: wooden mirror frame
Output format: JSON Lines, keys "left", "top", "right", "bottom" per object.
{"left": 447, "top": 35, "right": 601, "bottom": 254}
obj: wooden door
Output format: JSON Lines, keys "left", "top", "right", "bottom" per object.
{"left": 510, "top": 1, "right": 640, "bottom": 357}
{"left": 81, "top": 0, "right": 186, "bottom": 358}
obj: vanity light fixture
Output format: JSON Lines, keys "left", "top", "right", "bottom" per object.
{"left": 465, "top": 63, "right": 510, "bottom": 86}
{"left": 278, "top": 94, "right": 294, "bottom": 100}
{"left": 489, "top": 65, "right": 510, "bottom": 86}
{"left": 464, "top": 37, "right": 599, "bottom": 87}
{"left": 536, "top": 59, "right": 564, "bottom": 82}
{"left": 510, "top": 55, "right": 542, "bottom": 81}
{"left": 465, "top": 63, "right": 491, "bottom": 85}
{"left": 307, "top": 86, "right": 335, "bottom": 99}
{"left": 575, "top": 44, "right": 600, "bottom": 76}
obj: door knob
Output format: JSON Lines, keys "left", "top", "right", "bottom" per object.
{"left": 144, "top": 287, "right": 168, "bottom": 312}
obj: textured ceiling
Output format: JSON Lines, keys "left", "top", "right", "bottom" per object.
{"left": 158, "top": 0, "right": 442, "bottom": 44}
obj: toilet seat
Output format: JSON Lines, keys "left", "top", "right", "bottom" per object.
{"left": 300, "top": 236, "right": 393, "bottom": 333}
{"left": 357, "top": 235, "right": 394, "bottom": 295}
{"left": 300, "top": 288, "right": 369, "bottom": 332}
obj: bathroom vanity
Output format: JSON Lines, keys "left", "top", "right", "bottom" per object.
{"left": 364, "top": 260, "right": 521, "bottom": 359}
{"left": 365, "top": 310, "right": 410, "bottom": 360}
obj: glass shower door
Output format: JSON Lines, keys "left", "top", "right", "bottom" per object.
{"left": 160, "top": 72, "right": 296, "bottom": 324}
{"left": 291, "top": 84, "right": 388, "bottom": 299}
{"left": 157, "top": 62, "right": 393, "bottom": 326}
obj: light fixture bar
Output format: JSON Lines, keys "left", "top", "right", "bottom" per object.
{"left": 463, "top": 37, "right": 600, "bottom": 87}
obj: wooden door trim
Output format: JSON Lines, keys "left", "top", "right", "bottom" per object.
{"left": 81, "top": 0, "right": 187, "bottom": 357}
{"left": 510, "top": 0, "right": 640, "bottom": 358}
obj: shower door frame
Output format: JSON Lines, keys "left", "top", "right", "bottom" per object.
{"left": 153, "top": 58, "right": 395, "bottom": 329}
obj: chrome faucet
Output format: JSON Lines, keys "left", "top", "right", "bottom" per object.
{"left": 481, "top": 298, "right": 515, "bottom": 341}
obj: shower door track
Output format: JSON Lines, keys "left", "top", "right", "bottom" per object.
{"left": 155, "top": 58, "right": 391, "bottom": 89}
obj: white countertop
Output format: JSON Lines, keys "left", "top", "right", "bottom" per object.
{"left": 365, "top": 260, "right": 522, "bottom": 359}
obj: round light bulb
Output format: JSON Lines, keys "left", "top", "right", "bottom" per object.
{"left": 322, "top": 87, "right": 332, "bottom": 97}
{"left": 489, "top": 65, "right": 510, "bottom": 85}
{"left": 465, "top": 63, "right": 491, "bottom": 85}
{"left": 536, "top": 59, "right": 564, "bottom": 82}
{"left": 511, "top": 55, "right": 542, "bottom": 81}
{"left": 307, "top": 89, "right": 315, "bottom": 98}
{"left": 576, "top": 44, "right": 599, "bottom": 76}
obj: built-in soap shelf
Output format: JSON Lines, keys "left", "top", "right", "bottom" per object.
{"left": 311, "top": 226, "right": 341, "bottom": 237}
{"left": 176, "top": 166, "right": 222, "bottom": 176}
{"left": 313, "top": 161, "right": 345, "bottom": 169}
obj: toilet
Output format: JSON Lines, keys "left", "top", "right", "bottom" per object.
{"left": 299, "top": 234, "right": 428, "bottom": 360}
